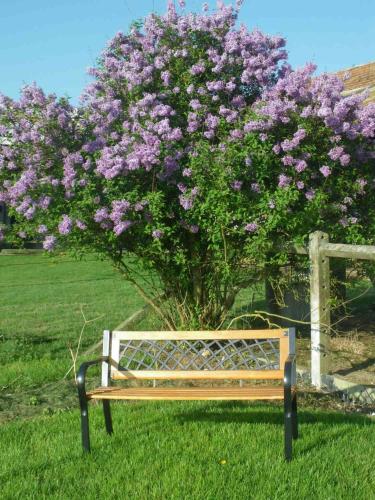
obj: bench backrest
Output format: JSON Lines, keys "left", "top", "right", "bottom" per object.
{"left": 101, "top": 329, "right": 295, "bottom": 387}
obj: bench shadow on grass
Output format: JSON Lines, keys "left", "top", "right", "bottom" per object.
{"left": 174, "top": 401, "right": 374, "bottom": 457}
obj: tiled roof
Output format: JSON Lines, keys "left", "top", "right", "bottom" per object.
{"left": 336, "top": 61, "right": 375, "bottom": 103}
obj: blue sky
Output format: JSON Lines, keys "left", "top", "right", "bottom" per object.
{"left": 1, "top": 0, "right": 374, "bottom": 104}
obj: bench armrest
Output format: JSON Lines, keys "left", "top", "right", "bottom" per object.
{"left": 77, "top": 356, "right": 117, "bottom": 400}
{"left": 283, "top": 354, "right": 296, "bottom": 390}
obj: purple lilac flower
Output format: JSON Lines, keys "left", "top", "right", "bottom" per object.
{"left": 24, "top": 206, "right": 36, "bottom": 220}
{"left": 205, "top": 114, "right": 220, "bottom": 129}
{"left": 18, "top": 231, "right": 27, "bottom": 239}
{"left": 152, "top": 229, "right": 164, "bottom": 239}
{"left": 182, "top": 168, "right": 192, "bottom": 177}
{"left": 39, "top": 196, "right": 51, "bottom": 210}
{"left": 134, "top": 201, "right": 147, "bottom": 211}
{"left": 43, "top": 235, "right": 56, "bottom": 252}
{"left": 204, "top": 130, "right": 215, "bottom": 139}
{"left": 202, "top": 2, "right": 209, "bottom": 11}
{"left": 281, "top": 155, "right": 294, "bottom": 166}
{"left": 268, "top": 200, "right": 275, "bottom": 209}
{"left": 245, "top": 222, "right": 258, "bottom": 233}
{"left": 179, "top": 195, "right": 193, "bottom": 210}
{"left": 190, "top": 62, "right": 205, "bottom": 76}
{"left": 319, "top": 165, "right": 331, "bottom": 177}
{"left": 231, "top": 95, "right": 245, "bottom": 108}
{"left": 167, "top": 128, "right": 183, "bottom": 140}
{"left": 305, "top": 189, "right": 316, "bottom": 201}
{"left": 188, "top": 224, "right": 199, "bottom": 233}
{"left": 231, "top": 180, "right": 243, "bottom": 191}
{"left": 251, "top": 183, "right": 260, "bottom": 193}
{"left": 206, "top": 80, "right": 225, "bottom": 92}
{"left": 161, "top": 71, "right": 171, "bottom": 87}
{"left": 244, "top": 120, "right": 263, "bottom": 133}
{"left": 340, "top": 154, "right": 350, "bottom": 166}
{"left": 76, "top": 220, "right": 87, "bottom": 230}
{"left": 187, "top": 121, "right": 199, "bottom": 133}
{"left": 259, "top": 133, "right": 268, "bottom": 142}
{"left": 226, "top": 81, "right": 236, "bottom": 92}
{"left": 280, "top": 129, "right": 306, "bottom": 151}
{"left": 189, "top": 99, "right": 202, "bottom": 111}
{"left": 296, "top": 181, "right": 305, "bottom": 190}
{"left": 328, "top": 146, "right": 344, "bottom": 161}
{"left": 58, "top": 215, "right": 72, "bottom": 235}
{"left": 329, "top": 135, "right": 341, "bottom": 143}
{"left": 37, "top": 224, "right": 48, "bottom": 234}
{"left": 245, "top": 156, "right": 252, "bottom": 166}
{"left": 94, "top": 207, "right": 109, "bottom": 223}
{"left": 295, "top": 160, "right": 307, "bottom": 172}
{"left": 114, "top": 220, "right": 132, "bottom": 236}
{"left": 339, "top": 217, "right": 349, "bottom": 227}
{"left": 278, "top": 174, "right": 291, "bottom": 188}
{"left": 110, "top": 200, "right": 132, "bottom": 225}
{"left": 357, "top": 178, "right": 367, "bottom": 193}
{"left": 230, "top": 129, "right": 243, "bottom": 139}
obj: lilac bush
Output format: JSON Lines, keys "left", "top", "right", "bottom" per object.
{"left": 0, "top": 1, "right": 374, "bottom": 328}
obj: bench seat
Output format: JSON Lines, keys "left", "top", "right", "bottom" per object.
{"left": 87, "top": 386, "right": 285, "bottom": 401}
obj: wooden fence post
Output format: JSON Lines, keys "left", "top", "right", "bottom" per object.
{"left": 309, "top": 231, "right": 330, "bottom": 387}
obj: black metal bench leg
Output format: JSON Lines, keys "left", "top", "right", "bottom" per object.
{"left": 284, "top": 390, "right": 293, "bottom": 461}
{"left": 292, "top": 393, "right": 298, "bottom": 440}
{"left": 103, "top": 400, "right": 113, "bottom": 435}
{"left": 80, "top": 398, "right": 90, "bottom": 453}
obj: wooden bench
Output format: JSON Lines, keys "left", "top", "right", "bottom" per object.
{"left": 77, "top": 328, "right": 298, "bottom": 460}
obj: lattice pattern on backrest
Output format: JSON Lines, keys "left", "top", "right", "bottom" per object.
{"left": 117, "top": 338, "right": 280, "bottom": 371}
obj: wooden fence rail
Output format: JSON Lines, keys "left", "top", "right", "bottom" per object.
{"left": 308, "top": 231, "right": 375, "bottom": 387}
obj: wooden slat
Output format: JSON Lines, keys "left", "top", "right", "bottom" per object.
{"left": 87, "top": 386, "right": 284, "bottom": 401}
{"left": 279, "top": 335, "right": 289, "bottom": 372}
{"left": 111, "top": 369, "right": 284, "bottom": 380}
{"left": 322, "top": 243, "right": 375, "bottom": 261}
{"left": 112, "top": 329, "right": 287, "bottom": 341}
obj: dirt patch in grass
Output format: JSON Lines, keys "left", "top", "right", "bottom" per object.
{"left": 0, "top": 379, "right": 78, "bottom": 423}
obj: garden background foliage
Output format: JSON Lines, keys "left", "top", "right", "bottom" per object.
{"left": 0, "top": 1, "right": 374, "bottom": 328}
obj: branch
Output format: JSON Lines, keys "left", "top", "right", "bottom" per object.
{"left": 64, "top": 305, "right": 104, "bottom": 381}
{"left": 115, "top": 260, "right": 176, "bottom": 330}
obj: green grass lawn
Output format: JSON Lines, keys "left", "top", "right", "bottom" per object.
{"left": 1, "top": 254, "right": 374, "bottom": 499}
{"left": 0, "top": 400, "right": 374, "bottom": 499}
{"left": 0, "top": 253, "right": 149, "bottom": 419}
